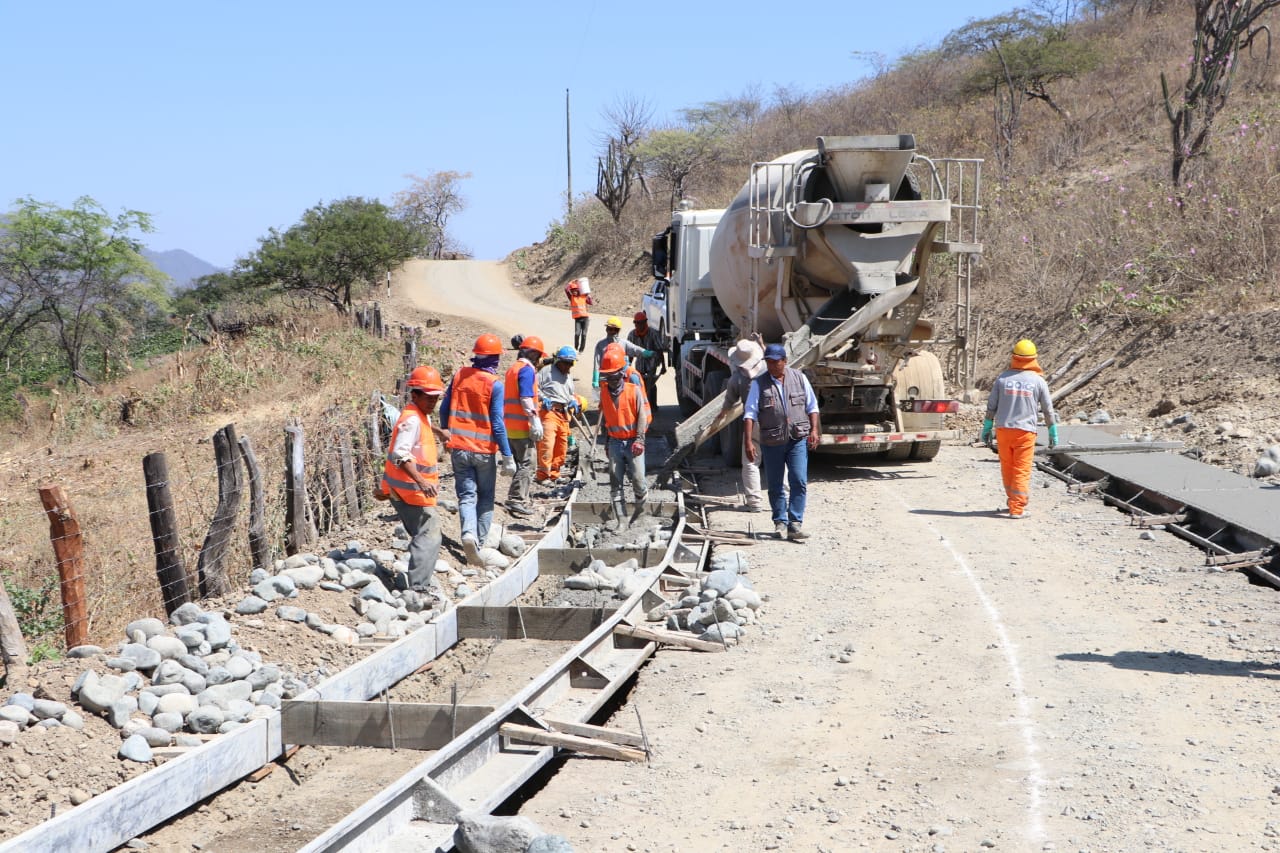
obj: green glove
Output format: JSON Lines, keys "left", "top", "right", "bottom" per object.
{"left": 592, "top": 370, "right": 599, "bottom": 388}
{"left": 980, "top": 418, "right": 994, "bottom": 444}
{"left": 641, "top": 349, "right": 655, "bottom": 358}
{"left": 1047, "top": 423, "right": 1059, "bottom": 448}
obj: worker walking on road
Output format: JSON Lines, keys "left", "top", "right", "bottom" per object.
{"left": 566, "top": 279, "right": 593, "bottom": 353}
{"left": 723, "top": 339, "right": 767, "bottom": 512}
{"left": 440, "top": 333, "right": 516, "bottom": 565}
{"left": 536, "top": 346, "right": 581, "bottom": 483}
{"left": 982, "top": 338, "right": 1058, "bottom": 519}
{"left": 599, "top": 345, "right": 650, "bottom": 528}
{"left": 592, "top": 317, "right": 652, "bottom": 391}
{"left": 381, "top": 366, "right": 445, "bottom": 593}
{"left": 744, "top": 343, "right": 820, "bottom": 541}
{"left": 627, "top": 311, "right": 665, "bottom": 410}
{"left": 503, "top": 335, "right": 547, "bottom": 518}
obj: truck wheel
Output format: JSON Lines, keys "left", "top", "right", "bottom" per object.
{"left": 909, "top": 440, "right": 941, "bottom": 461}
{"left": 884, "top": 443, "right": 912, "bottom": 462}
{"left": 894, "top": 351, "right": 946, "bottom": 432}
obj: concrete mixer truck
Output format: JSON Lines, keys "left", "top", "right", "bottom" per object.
{"left": 645, "top": 134, "right": 983, "bottom": 469}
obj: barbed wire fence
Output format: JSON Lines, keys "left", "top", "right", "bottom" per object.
{"left": 0, "top": 395, "right": 398, "bottom": 678}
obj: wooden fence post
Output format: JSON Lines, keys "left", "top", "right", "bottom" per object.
{"left": 237, "top": 435, "right": 272, "bottom": 573}
{"left": 37, "top": 485, "right": 88, "bottom": 648}
{"left": 338, "top": 429, "right": 362, "bottom": 517}
{"left": 285, "top": 421, "right": 308, "bottom": 555}
{"left": 142, "top": 452, "right": 190, "bottom": 616}
{"left": 197, "top": 424, "right": 243, "bottom": 599}
{"left": 368, "top": 391, "right": 384, "bottom": 459}
{"left": 0, "top": 581, "right": 29, "bottom": 685}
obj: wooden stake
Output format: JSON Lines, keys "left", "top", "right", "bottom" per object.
{"left": 285, "top": 421, "right": 307, "bottom": 555}
{"left": 614, "top": 624, "right": 726, "bottom": 652}
{"left": 198, "top": 424, "right": 243, "bottom": 599}
{"left": 38, "top": 485, "right": 88, "bottom": 648}
{"left": 142, "top": 452, "right": 190, "bottom": 616}
{"left": 237, "top": 435, "right": 272, "bottom": 572}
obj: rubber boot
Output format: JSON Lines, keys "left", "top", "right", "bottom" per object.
{"left": 610, "top": 499, "right": 627, "bottom": 531}
{"left": 630, "top": 493, "right": 648, "bottom": 525}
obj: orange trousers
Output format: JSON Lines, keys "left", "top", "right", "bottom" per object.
{"left": 537, "top": 409, "right": 571, "bottom": 481}
{"left": 996, "top": 427, "right": 1036, "bottom": 516}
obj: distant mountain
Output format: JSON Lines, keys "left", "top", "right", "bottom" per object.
{"left": 143, "top": 248, "right": 223, "bottom": 292}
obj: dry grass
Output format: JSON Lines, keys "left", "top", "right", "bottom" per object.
{"left": 0, "top": 311, "right": 412, "bottom": 653}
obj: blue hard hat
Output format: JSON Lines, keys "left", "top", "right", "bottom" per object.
{"left": 763, "top": 343, "right": 787, "bottom": 361}
{"left": 554, "top": 345, "right": 578, "bottom": 361}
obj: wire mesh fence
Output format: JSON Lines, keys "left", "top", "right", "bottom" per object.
{"left": 0, "top": 398, "right": 391, "bottom": 660}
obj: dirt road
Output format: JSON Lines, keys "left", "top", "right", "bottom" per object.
{"left": 398, "top": 261, "right": 1280, "bottom": 850}
{"left": 394, "top": 259, "right": 676, "bottom": 400}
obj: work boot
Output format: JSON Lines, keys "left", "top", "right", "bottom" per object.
{"left": 611, "top": 499, "right": 627, "bottom": 530}
{"left": 461, "top": 534, "right": 481, "bottom": 566}
{"left": 507, "top": 503, "right": 533, "bottom": 518}
{"left": 630, "top": 493, "right": 648, "bottom": 524}
{"left": 787, "top": 523, "right": 809, "bottom": 541}
{"left": 774, "top": 521, "right": 787, "bottom": 539}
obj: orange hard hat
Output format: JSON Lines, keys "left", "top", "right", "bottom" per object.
{"left": 520, "top": 335, "right": 546, "bottom": 357}
{"left": 473, "top": 333, "right": 503, "bottom": 355}
{"left": 406, "top": 365, "right": 444, "bottom": 394}
{"left": 600, "top": 342, "right": 627, "bottom": 373}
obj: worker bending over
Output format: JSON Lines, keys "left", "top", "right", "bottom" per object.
{"left": 982, "top": 338, "right": 1058, "bottom": 519}
{"left": 536, "top": 346, "right": 581, "bottom": 483}
{"left": 599, "top": 345, "right": 650, "bottom": 528}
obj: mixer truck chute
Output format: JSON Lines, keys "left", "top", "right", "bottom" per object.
{"left": 645, "top": 134, "right": 982, "bottom": 475}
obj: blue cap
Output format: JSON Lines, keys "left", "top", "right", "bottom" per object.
{"left": 554, "top": 345, "right": 578, "bottom": 361}
{"left": 763, "top": 343, "right": 787, "bottom": 361}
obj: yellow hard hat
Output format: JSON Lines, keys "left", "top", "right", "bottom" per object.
{"left": 606, "top": 316, "right": 623, "bottom": 329}
{"left": 1013, "top": 339, "right": 1037, "bottom": 357}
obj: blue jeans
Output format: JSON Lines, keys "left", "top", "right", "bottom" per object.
{"left": 451, "top": 450, "right": 496, "bottom": 543}
{"left": 606, "top": 438, "right": 648, "bottom": 504}
{"left": 761, "top": 438, "right": 808, "bottom": 525}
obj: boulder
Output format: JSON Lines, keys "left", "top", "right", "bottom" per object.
{"left": 124, "top": 618, "right": 166, "bottom": 640}
{"left": 78, "top": 674, "right": 129, "bottom": 714}
{"left": 147, "top": 635, "right": 188, "bottom": 660}
{"left": 236, "top": 595, "right": 270, "bottom": 615}
{"left": 453, "top": 812, "right": 544, "bottom": 853}
{"left": 169, "top": 602, "right": 206, "bottom": 626}
{"left": 282, "top": 565, "right": 325, "bottom": 589}
{"left": 118, "top": 734, "right": 153, "bottom": 763}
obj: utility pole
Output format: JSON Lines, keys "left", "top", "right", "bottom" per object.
{"left": 565, "top": 88, "right": 573, "bottom": 215}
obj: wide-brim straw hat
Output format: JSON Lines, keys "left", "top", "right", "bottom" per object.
{"left": 728, "top": 339, "right": 764, "bottom": 374}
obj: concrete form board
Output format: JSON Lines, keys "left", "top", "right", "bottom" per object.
{"left": 1068, "top": 451, "right": 1280, "bottom": 542}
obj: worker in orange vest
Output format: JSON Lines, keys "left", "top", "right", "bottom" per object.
{"left": 599, "top": 345, "right": 650, "bottom": 528}
{"left": 982, "top": 338, "right": 1058, "bottom": 519}
{"left": 536, "top": 345, "right": 582, "bottom": 483}
{"left": 381, "top": 365, "right": 445, "bottom": 592}
{"left": 440, "top": 333, "right": 516, "bottom": 566}
{"left": 503, "top": 334, "right": 547, "bottom": 518}
{"left": 566, "top": 279, "right": 593, "bottom": 353}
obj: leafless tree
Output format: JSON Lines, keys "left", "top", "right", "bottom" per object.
{"left": 595, "top": 95, "right": 653, "bottom": 221}
{"left": 392, "top": 171, "right": 472, "bottom": 259}
{"left": 1161, "top": 0, "right": 1277, "bottom": 186}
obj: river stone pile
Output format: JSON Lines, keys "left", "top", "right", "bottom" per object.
{"left": 562, "top": 557, "right": 658, "bottom": 599}
{"left": 16, "top": 602, "right": 318, "bottom": 763}
{"left": 648, "top": 550, "right": 763, "bottom": 645}
{"left": 570, "top": 519, "right": 672, "bottom": 551}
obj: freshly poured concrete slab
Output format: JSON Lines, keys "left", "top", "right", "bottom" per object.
{"left": 1068, "top": 450, "right": 1280, "bottom": 542}
{"left": 1039, "top": 423, "right": 1182, "bottom": 453}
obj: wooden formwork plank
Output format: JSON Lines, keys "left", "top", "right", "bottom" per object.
{"left": 540, "top": 717, "right": 645, "bottom": 748}
{"left": 499, "top": 724, "right": 646, "bottom": 762}
{"left": 281, "top": 701, "right": 495, "bottom": 750}
{"left": 456, "top": 605, "right": 613, "bottom": 641}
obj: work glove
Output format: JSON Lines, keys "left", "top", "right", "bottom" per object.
{"left": 1047, "top": 424, "right": 1059, "bottom": 449}
{"left": 530, "top": 417, "right": 545, "bottom": 442}
{"left": 591, "top": 370, "right": 600, "bottom": 388}
{"left": 641, "top": 349, "right": 655, "bottom": 359}
{"left": 630, "top": 440, "right": 645, "bottom": 458}
{"left": 980, "top": 418, "right": 994, "bottom": 445}
{"left": 499, "top": 456, "right": 517, "bottom": 477}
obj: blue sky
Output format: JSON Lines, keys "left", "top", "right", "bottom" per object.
{"left": 0, "top": 1, "right": 1016, "bottom": 269}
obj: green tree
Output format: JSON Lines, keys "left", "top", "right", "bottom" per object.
{"left": 943, "top": 11, "right": 1096, "bottom": 173}
{"left": 1161, "top": 0, "right": 1280, "bottom": 185}
{"left": 391, "top": 171, "right": 470, "bottom": 259}
{"left": 0, "top": 197, "right": 166, "bottom": 384}
{"left": 239, "top": 197, "right": 424, "bottom": 312}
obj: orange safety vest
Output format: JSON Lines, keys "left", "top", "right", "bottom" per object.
{"left": 601, "top": 382, "right": 646, "bottom": 440}
{"left": 446, "top": 367, "right": 499, "bottom": 453}
{"left": 502, "top": 359, "right": 540, "bottom": 439}
{"left": 569, "top": 292, "right": 590, "bottom": 319}
{"left": 381, "top": 405, "right": 439, "bottom": 507}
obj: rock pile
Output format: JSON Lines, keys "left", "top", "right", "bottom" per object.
{"left": 1252, "top": 444, "right": 1280, "bottom": 478}
{"left": 0, "top": 602, "right": 313, "bottom": 764}
{"left": 648, "top": 550, "right": 762, "bottom": 645}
